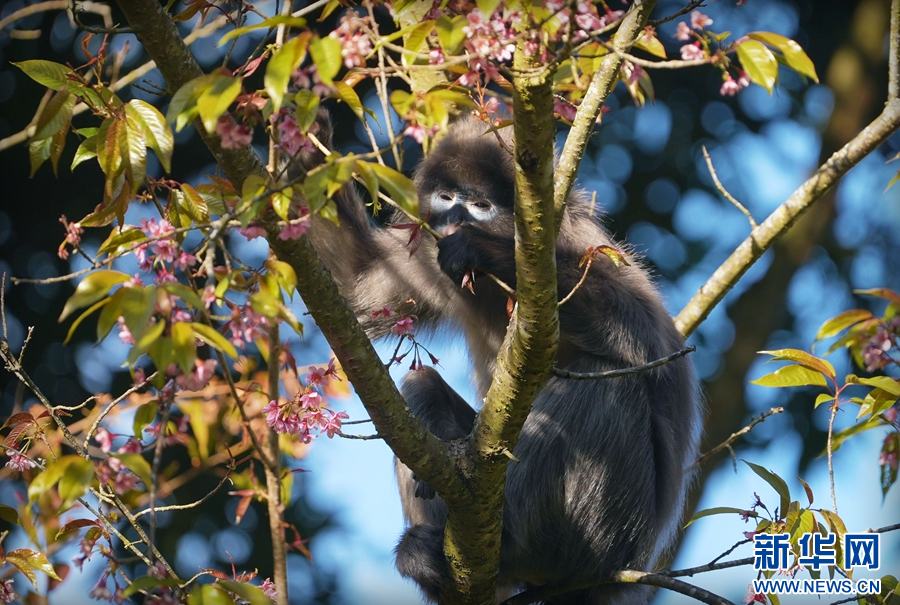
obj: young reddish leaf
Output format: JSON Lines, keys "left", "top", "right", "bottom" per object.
{"left": 6, "top": 548, "right": 61, "bottom": 587}
{"left": 4, "top": 423, "right": 30, "bottom": 448}
{"left": 309, "top": 35, "right": 342, "bottom": 86}
{"left": 735, "top": 39, "right": 778, "bottom": 93}
{"left": 56, "top": 518, "right": 102, "bottom": 539}
{"left": 59, "top": 270, "right": 130, "bottom": 322}
{"left": 751, "top": 364, "right": 828, "bottom": 388}
{"left": 797, "top": 477, "right": 814, "bottom": 506}
{"left": 265, "top": 34, "right": 310, "bottom": 113}
{"left": 2, "top": 412, "right": 36, "bottom": 429}
{"left": 815, "top": 308, "right": 873, "bottom": 341}
{"left": 758, "top": 348, "right": 835, "bottom": 380}
{"left": 12, "top": 59, "right": 72, "bottom": 89}
{"left": 855, "top": 287, "right": 900, "bottom": 305}
{"left": 747, "top": 32, "right": 818, "bottom": 83}
{"left": 743, "top": 461, "right": 791, "bottom": 519}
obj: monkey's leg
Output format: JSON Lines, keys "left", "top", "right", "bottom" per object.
{"left": 395, "top": 367, "right": 475, "bottom": 603}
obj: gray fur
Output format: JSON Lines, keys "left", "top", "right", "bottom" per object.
{"left": 303, "top": 114, "right": 701, "bottom": 604}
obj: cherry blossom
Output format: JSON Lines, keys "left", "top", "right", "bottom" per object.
{"left": 5, "top": 451, "right": 35, "bottom": 472}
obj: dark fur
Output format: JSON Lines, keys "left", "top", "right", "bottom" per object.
{"left": 303, "top": 115, "right": 701, "bottom": 604}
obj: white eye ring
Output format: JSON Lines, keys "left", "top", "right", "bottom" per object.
{"left": 431, "top": 190, "right": 457, "bottom": 212}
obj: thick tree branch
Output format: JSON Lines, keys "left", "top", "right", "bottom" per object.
{"left": 553, "top": 0, "right": 658, "bottom": 230}
{"left": 113, "top": 0, "right": 460, "bottom": 542}
{"left": 675, "top": 0, "right": 900, "bottom": 337}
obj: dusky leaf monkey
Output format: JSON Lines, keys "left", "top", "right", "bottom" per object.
{"left": 300, "top": 112, "right": 700, "bottom": 604}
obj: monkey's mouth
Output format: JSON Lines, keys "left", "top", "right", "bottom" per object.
{"left": 437, "top": 223, "right": 461, "bottom": 237}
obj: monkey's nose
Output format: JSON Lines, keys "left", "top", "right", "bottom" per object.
{"left": 438, "top": 224, "right": 460, "bottom": 236}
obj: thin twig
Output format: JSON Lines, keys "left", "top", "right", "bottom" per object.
{"left": 666, "top": 557, "right": 754, "bottom": 578}
{"left": 648, "top": 0, "right": 707, "bottom": 27}
{"left": 702, "top": 146, "right": 757, "bottom": 229}
{"left": 83, "top": 372, "right": 158, "bottom": 450}
{"left": 133, "top": 469, "right": 233, "bottom": 519}
{"left": 559, "top": 258, "right": 592, "bottom": 306}
{"left": 694, "top": 407, "right": 784, "bottom": 466}
{"left": 552, "top": 346, "right": 695, "bottom": 380}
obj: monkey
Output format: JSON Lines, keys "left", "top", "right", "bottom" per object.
{"left": 300, "top": 112, "right": 701, "bottom": 604}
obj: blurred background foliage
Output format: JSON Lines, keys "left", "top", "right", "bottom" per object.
{"left": 0, "top": 0, "right": 898, "bottom": 603}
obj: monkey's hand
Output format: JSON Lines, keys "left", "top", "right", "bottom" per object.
{"left": 411, "top": 474, "right": 436, "bottom": 500}
{"left": 436, "top": 227, "right": 516, "bottom": 288}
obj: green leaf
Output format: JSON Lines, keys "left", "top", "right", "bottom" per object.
{"left": 787, "top": 508, "right": 815, "bottom": 542}
{"left": 855, "top": 388, "right": 898, "bottom": 420}
{"left": 266, "top": 259, "right": 297, "bottom": 299}
{"left": 293, "top": 90, "right": 320, "bottom": 132}
{"left": 28, "top": 456, "right": 73, "bottom": 502}
{"left": 217, "top": 581, "right": 272, "bottom": 605}
{"left": 191, "top": 322, "right": 238, "bottom": 358}
{"left": 71, "top": 133, "right": 99, "bottom": 171}
{"left": 855, "top": 287, "right": 900, "bottom": 304}
{"left": 59, "top": 271, "right": 130, "bottom": 322}
{"left": 309, "top": 35, "right": 343, "bottom": 86}
{"left": 133, "top": 400, "right": 159, "bottom": 437}
{"left": 171, "top": 321, "right": 197, "bottom": 374}
{"left": 179, "top": 184, "right": 211, "bottom": 224}
{"left": 12, "top": 59, "right": 71, "bottom": 89}
{"left": 685, "top": 506, "right": 756, "bottom": 527}
{"left": 402, "top": 20, "right": 435, "bottom": 56}
{"left": 271, "top": 188, "right": 293, "bottom": 222}
{"left": 735, "top": 39, "right": 778, "bottom": 94}
{"left": 750, "top": 364, "right": 828, "bottom": 388}
{"left": 127, "top": 100, "right": 174, "bottom": 173}
{"left": 250, "top": 291, "right": 281, "bottom": 319}
{"left": 167, "top": 74, "right": 216, "bottom": 132}
{"left": 829, "top": 417, "right": 882, "bottom": 453}
{"left": 633, "top": 35, "right": 667, "bottom": 59}
{"left": 33, "top": 89, "right": 75, "bottom": 140}
{"left": 188, "top": 584, "right": 236, "bottom": 605}
{"left": 436, "top": 15, "right": 467, "bottom": 55}
{"left": 122, "top": 112, "right": 148, "bottom": 193}
{"left": 815, "top": 309, "right": 873, "bottom": 341}
{"left": 0, "top": 504, "right": 20, "bottom": 525}
{"left": 123, "top": 576, "right": 183, "bottom": 598}
{"left": 111, "top": 453, "right": 153, "bottom": 488}
{"left": 265, "top": 34, "right": 310, "bottom": 113}
{"left": 98, "top": 226, "right": 145, "bottom": 255}
{"left": 758, "top": 348, "right": 835, "bottom": 379}
{"left": 160, "top": 282, "right": 206, "bottom": 310}
{"left": 849, "top": 375, "right": 900, "bottom": 396}
{"left": 743, "top": 460, "right": 791, "bottom": 519}
{"left": 475, "top": 0, "right": 501, "bottom": 18}
{"left": 369, "top": 163, "right": 419, "bottom": 216}
{"left": 57, "top": 457, "right": 94, "bottom": 510}
{"left": 197, "top": 75, "right": 242, "bottom": 134}
{"left": 119, "top": 285, "right": 157, "bottom": 344}
{"left": 814, "top": 393, "right": 834, "bottom": 409}
{"left": 64, "top": 297, "right": 110, "bottom": 345}
{"left": 334, "top": 81, "right": 364, "bottom": 119}
{"left": 747, "top": 32, "right": 818, "bottom": 82}
{"left": 355, "top": 159, "right": 380, "bottom": 209}
{"left": 29, "top": 136, "right": 52, "bottom": 176}
{"left": 217, "top": 14, "right": 307, "bottom": 45}
{"left": 6, "top": 549, "right": 61, "bottom": 589}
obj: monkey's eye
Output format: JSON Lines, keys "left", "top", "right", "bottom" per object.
{"left": 438, "top": 191, "right": 454, "bottom": 202}
{"left": 472, "top": 200, "right": 491, "bottom": 210}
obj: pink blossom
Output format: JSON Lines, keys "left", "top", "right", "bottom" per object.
{"left": 216, "top": 116, "right": 253, "bottom": 150}
{"left": 239, "top": 224, "right": 267, "bottom": 240}
{"left": 201, "top": 285, "right": 217, "bottom": 309}
{"left": 323, "top": 410, "right": 349, "bottom": 438}
{"left": 118, "top": 437, "right": 143, "bottom": 454}
{"left": 176, "top": 358, "right": 218, "bottom": 391}
{"left": 554, "top": 98, "right": 577, "bottom": 122}
{"left": 174, "top": 252, "right": 197, "bottom": 271}
{"left": 260, "top": 578, "right": 278, "bottom": 601}
{"left": 278, "top": 221, "right": 308, "bottom": 240}
{"left": 0, "top": 580, "right": 18, "bottom": 604}
{"left": 885, "top": 407, "right": 898, "bottom": 423}
{"left": 153, "top": 268, "right": 178, "bottom": 285}
{"left": 404, "top": 123, "right": 427, "bottom": 144}
{"left": 277, "top": 114, "right": 313, "bottom": 157}
{"left": 428, "top": 48, "right": 444, "bottom": 65}
{"left": 690, "top": 10, "right": 713, "bottom": 30}
{"left": 372, "top": 306, "right": 393, "bottom": 319}
{"left": 680, "top": 42, "right": 706, "bottom": 61}
{"left": 742, "top": 586, "right": 766, "bottom": 603}
{"left": 720, "top": 76, "right": 742, "bottom": 96}
{"left": 95, "top": 426, "right": 114, "bottom": 453}
{"left": 674, "top": 21, "right": 692, "bottom": 41}
{"left": 299, "top": 390, "right": 323, "bottom": 410}
{"left": 737, "top": 69, "right": 751, "bottom": 88}
{"left": 306, "top": 365, "right": 331, "bottom": 388}
{"left": 880, "top": 450, "right": 898, "bottom": 472}
{"left": 145, "top": 593, "right": 179, "bottom": 605}
{"left": 73, "top": 530, "right": 100, "bottom": 570}
{"left": 5, "top": 451, "right": 35, "bottom": 472}
{"left": 392, "top": 316, "right": 415, "bottom": 335}
{"left": 114, "top": 471, "right": 138, "bottom": 494}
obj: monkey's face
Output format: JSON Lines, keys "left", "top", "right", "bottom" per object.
{"left": 427, "top": 186, "right": 500, "bottom": 237}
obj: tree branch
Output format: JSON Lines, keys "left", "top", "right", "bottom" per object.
{"left": 675, "top": 0, "right": 900, "bottom": 337}
{"left": 553, "top": 0, "right": 659, "bottom": 230}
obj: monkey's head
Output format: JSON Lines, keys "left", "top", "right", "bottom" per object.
{"left": 414, "top": 118, "right": 516, "bottom": 237}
